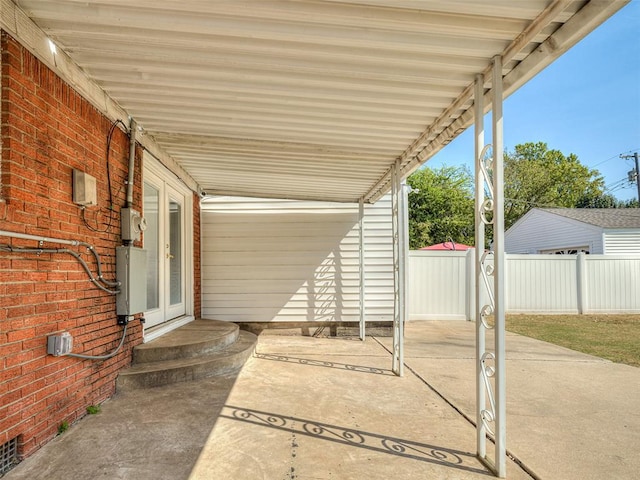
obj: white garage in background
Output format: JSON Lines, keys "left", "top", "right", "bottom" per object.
{"left": 505, "top": 208, "right": 640, "bottom": 255}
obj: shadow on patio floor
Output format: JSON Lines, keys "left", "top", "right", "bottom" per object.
{"left": 7, "top": 328, "right": 538, "bottom": 480}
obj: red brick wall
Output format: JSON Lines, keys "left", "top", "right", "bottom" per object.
{"left": 0, "top": 32, "right": 145, "bottom": 458}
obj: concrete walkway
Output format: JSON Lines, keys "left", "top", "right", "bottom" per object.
{"left": 381, "top": 321, "right": 640, "bottom": 480}
{"left": 6, "top": 321, "right": 639, "bottom": 479}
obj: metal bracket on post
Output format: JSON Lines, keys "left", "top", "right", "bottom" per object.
{"left": 475, "top": 57, "right": 507, "bottom": 478}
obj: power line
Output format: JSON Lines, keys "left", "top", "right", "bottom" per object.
{"left": 607, "top": 183, "right": 631, "bottom": 194}
{"left": 504, "top": 198, "right": 568, "bottom": 209}
{"left": 592, "top": 147, "right": 640, "bottom": 168}
{"left": 604, "top": 177, "right": 632, "bottom": 193}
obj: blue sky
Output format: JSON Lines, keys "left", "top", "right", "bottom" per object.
{"left": 427, "top": 1, "right": 640, "bottom": 202}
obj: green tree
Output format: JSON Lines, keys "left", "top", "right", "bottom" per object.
{"left": 408, "top": 142, "right": 627, "bottom": 248}
{"left": 503, "top": 142, "right": 606, "bottom": 228}
{"left": 407, "top": 166, "right": 474, "bottom": 249}
{"left": 576, "top": 193, "right": 619, "bottom": 208}
{"left": 576, "top": 194, "right": 639, "bottom": 208}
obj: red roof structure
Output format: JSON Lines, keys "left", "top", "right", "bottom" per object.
{"left": 420, "top": 241, "right": 473, "bottom": 251}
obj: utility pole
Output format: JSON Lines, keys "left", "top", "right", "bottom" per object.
{"left": 621, "top": 152, "right": 640, "bottom": 202}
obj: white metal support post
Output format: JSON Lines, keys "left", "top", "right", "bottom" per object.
{"left": 475, "top": 57, "right": 507, "bottom": 477}
{"left": 492, "top": 54, "right": 507, "bottom": 478}
{"left": 391, "top": 160, "right": 405, "bottom": 376}
{"left": 401, "top": 180, "right": 410, "bottom": 349}
{"left": 474, "top": 73, "right": 487, "bottom": 461}
{"left": 359, "top": 197, "right": 366, "bottom": 341}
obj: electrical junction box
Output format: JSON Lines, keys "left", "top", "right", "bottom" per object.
{"left": 116, "top": 246, "right": 148, "bottom": 316}
{"left": 72, "top": 169, "right": 97, "bottom": 206}
{"left": 47, "top": 332, "right": 73, "bottom": 356}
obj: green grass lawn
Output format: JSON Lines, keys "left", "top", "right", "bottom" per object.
{"left": 505, "top": 314, "right": 640, "bottom": 367}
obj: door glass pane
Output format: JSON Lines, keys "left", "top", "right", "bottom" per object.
{"left": 144, "top": 182, "right": 160, "bottom": 310}
{"left": 169, "top": 199, "right": 182, "bottom": 306}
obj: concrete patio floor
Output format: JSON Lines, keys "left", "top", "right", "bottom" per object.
{"left": 5, "top": 321, "right": 639, "bottom": 479}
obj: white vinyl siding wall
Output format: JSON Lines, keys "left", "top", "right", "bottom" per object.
{"left": 201, "top": 196, "right": 393, "bottom": 323}
{"left": 361, "top": 198, "right": 394, "bottom": 321}
{"left": 603, "top": 230, "right": 640, "bottom": 255}
{"left": 505, "top": 210, "right": 603, "bottom": 254}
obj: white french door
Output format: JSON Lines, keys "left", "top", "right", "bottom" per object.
{"left": 143, "top": 156, "right": 192, "bottom": 330}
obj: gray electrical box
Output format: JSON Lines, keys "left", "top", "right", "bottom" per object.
{"left": 116, "top": 246, "right": 147, "bottom": 315}
{"left": 72, "top": 169, "right": 97, "bottom": 206}
{"left": 47, "top": 332, "right": 73, "bottom": 356}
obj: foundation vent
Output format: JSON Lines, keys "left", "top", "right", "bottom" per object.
{"left": 0, "top": 436, "right": 18, "bottom": 476}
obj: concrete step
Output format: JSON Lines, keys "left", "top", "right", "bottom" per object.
{"left": 116, "top": 322, "right": 257, "bottom": 391}
{"left": 133, "top": 319, "right": 239, "bottom": 363}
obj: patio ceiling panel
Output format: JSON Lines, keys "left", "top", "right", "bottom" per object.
{"left": 11, "top": 0, "right": 629, "bottom": 203}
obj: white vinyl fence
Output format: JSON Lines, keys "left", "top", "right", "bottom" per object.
{"left": 409, "top": 250, "right": 640, "bottom": 319}
{"left": 408, "top": 250, "right": 475, "bottom": 320}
